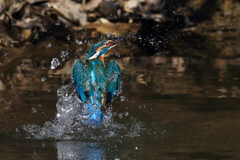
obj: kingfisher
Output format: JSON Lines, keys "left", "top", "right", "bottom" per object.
{"left": 72, "top": 39, "right": 122, "bottom": 125}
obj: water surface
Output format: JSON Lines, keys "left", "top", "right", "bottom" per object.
{"left": 0, "top": 55, "right": 240, "bottom": 159}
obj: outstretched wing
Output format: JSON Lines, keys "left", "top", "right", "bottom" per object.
{"left": 72, "top": 59, "right": 89, "bottom": 102}
{"left": 105, "top": 60, "right": 121, "bottom": 103}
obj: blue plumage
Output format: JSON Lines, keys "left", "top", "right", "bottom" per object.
{"left": 72, "top": 40, "right": 122, "bottom": 124}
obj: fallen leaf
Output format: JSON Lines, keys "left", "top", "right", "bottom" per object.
{"left": 8, "top": 0, "right": 25, "bottom": 15}
{"left": 124, "top": 0, "right": 141, "bottom": 13}
{"left": 84, "top": 0, "right": 102, "bottom": 11}
{"left": 0, "top": 0, "right": 5, "bottom": 13}
{"left": 48, "top": 0, "right": 87, "bottom": 26}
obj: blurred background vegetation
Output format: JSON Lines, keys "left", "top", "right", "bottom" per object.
{"left": 1, "top": 0, "right": 240, "bottom": 57}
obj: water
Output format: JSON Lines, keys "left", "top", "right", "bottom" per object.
{"left": 60, "top": 50, "right": 69, "bottom": 62}
{"left": 1, "top": 55, "right": 240, "bottom": 159}
{"left": 17, "top": 81, "right": 143, "bottom": 140}
{"left": 51, "top": 58, "right": 61, "bottom": 69}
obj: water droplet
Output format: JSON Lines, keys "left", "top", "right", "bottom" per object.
{"left": 109, "top": 131, "right": 115, "bottom": 137}
{"left": 109, "top": 74, "right": 118, "bottom": 82}
{"left": 45, "top": 43, "right": 52, "bottom": 48}
{"left": 21, "top": 58, "right": 26, "bottom": 65}
{"left": 60, "top": 51, "right": 69, "bottom": 61}
{"left": 119, "top": 113, "right": 123, "bottom": 119}
{"left": 51, "top": 58, "right": 60, "bottom": 69}
{"left": 107, "top": 33, "right": 111, "bottom": 38}
{"left": 114, "top": 50, "right": 120, "bottom": 57}
{"left": 41, "top": 77, "right": 46, "bottom": 82}
{"left": 120, "top": 96, "right": 126, "bottom": 101}
{"left": 31, "top": 107, "right": 37, "bottom": 113}
{"left": 66, "top": 35, "right": 71, "bottom": 41}
{"left": 76, "top": 40, "right": 83, "bottom": 45}
{"left": 124, "top": 111, "right": 129, "bottom": 116}
{"left": 115, "top": 90, "right": 122, "bottom": 96}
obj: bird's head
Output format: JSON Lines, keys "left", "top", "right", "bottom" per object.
{"left": 86, "top": 39, "right": 121, "bottom": 64}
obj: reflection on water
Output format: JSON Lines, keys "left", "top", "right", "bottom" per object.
{"left": 118, "top": 56, "right": 240, "bottom": 98}
{"left": 1, "top": 55, "right": 240, "bottom": 99}
{"left": 56, "top": 141, "right": 104, "bottom": 160}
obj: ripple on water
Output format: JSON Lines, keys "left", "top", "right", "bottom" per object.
{"left": 17, "top": 83, "right": 144, "bottom": 140}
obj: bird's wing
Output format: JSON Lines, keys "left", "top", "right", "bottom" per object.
{"left": 72, "top": 59, "right": 89, "bottom": 102}
{"left": 104, "top": 60, "right": 121, "bottom": 103}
